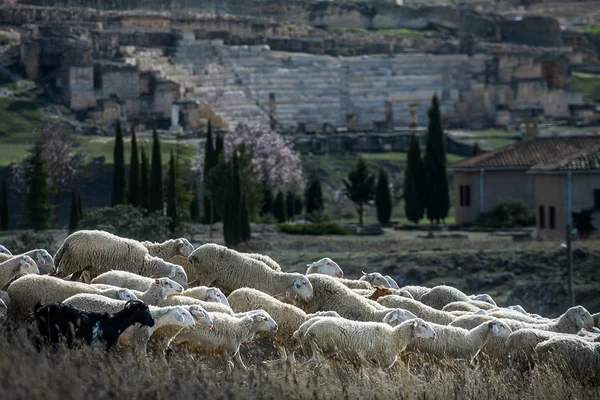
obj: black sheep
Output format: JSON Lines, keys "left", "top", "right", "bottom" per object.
{"left": 34, "top": 299, "right": 155, "bottom": 351}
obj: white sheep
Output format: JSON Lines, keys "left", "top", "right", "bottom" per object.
{"left": 142, "top": 238, "right": 195, "bottom": 261}
{"left": 170, "top": 310, "right": 278, "bottom": 371}
{"left": 377, "top": 294, "right": 456, "bottom": 325}
{"left": 242, "top": 253, "right": 281, "bottom": 272}
{"left": 468, "top": 294, "right": 497, "bottom": 306}
{"left": 91, "top": 270, "right": 189, "bottom": 297}
{"left": 359, "top": 272, "right": 391, "bottom": 288}
{"left": 0, "top": 255, "right": 39, "bottom": 289}
{"left": 388, "top": 319, "right": 512, "bottom": 363}
{"left": 0, "top": 245, "right": 11, "bottom": 255}
{"left": 296, "top": 274, "right": 409, "bottom": 323}
{"left": 505, "top": 328, "right": 577, "bottom": 371}
{"left": 384, "top": 275, "right": 399, "bottom": 289}
{"left": 486, "top": 308, "right": 552, "bottom": 324}
{"left": 302, "top": 317, "right": 436, "bottom": 368}
{"left": 534, "top": 336, "right": 600, "bottom": 384}
{"left": 442, "top": 300, "right": 497, "bottom": 313}
{"left": 187, "top": 243, "right": 313, "bottom": 301}
{"left": 0, "top": 249, "right": 55, "bottom": 275}
{"left": 53, "top": 230, "right": 188, "bottom": 287}
{"left": 336, "top": 278, "right": 372, "bottom": 290}
{"left": 306, "top": 258, "right": 343, "bottom": 278}
{"left": 508, "top": 305, "right": 529, "bottom": 315}
{"left": 399, "top": 285, "right": 431, "bottom": 300}
{"left": 6, "top": 274, "right": 137, "bottom": 322}
{"left": 159, "top": 294, "right": 233, "bottom": 315}
{"left": 181, "top": 286, "right": 230, "bottom": 307}
{"left": 129, "top": 278, "right": 183, "bottom": 305}
{"left": 420, "top": 285, "right": 471, "bottom": 310}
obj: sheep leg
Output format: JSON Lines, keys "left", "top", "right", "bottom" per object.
{"left": 70, "top": 270, "right": 83, "bottom": 282}
{"left": 233, "top": 351, "right": 248, "bottom": 370}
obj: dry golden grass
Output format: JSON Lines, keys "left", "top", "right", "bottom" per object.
{"left": 1, "top": 324, "right": 599, "bottom": 400}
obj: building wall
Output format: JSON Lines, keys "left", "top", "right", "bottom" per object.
{"left": 66, "top": 66, "right": 96, "bottom": 110}
{"left": 100, "top": 70, "right": 140, "bottom": 99}
{"left": 483, "top": 170, "right": 535, "bottom": 212}
{"left": 453, "top": 171, "right": 481, "bottom": 224}
{"left": 534, "top": 174, "right": 565, "bottom": 239}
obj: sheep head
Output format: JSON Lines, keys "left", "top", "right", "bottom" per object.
{"left": 162, "top": 307, "right": 195, "bottom": 328}
{"left": 164, "top": 262, "right": 188, "bottom": 289}
{"left": 487, "top": 320, "right": 512, "bottom": 338}
{"left": 250, "top": 310, "right": 278, "bottom": 333}
{"left": 175, "top": 238, "right": 195, "bottom": 258}
{"left": 154, "top": 277, "right": 184, "bottom": 297}
{"left": 565, "top": 306, "right": 594, "bottom": 331}
{"left": 18, "top": 255, "right": 39, "bottom": 276}
{"left": 382, "top": 309, "right": 418, "bottom": 327}
{"left": 292, "top": 275, "right": 313, "bottom": 302}
{"left": 359, "top": 272, "right": 390, "bottom": 288}
{"left": 369, "top": 286, "right": 393, "bottom": 301}
{"left": 116, "top": 289, "right": 138, "bottom": 301}
{"left": 408, "top": 318, "right": 436, "bottom": 341}
{"left": 188, "top": 305, "right": 213, "bottom": 329}
{"left": 306, "top": 258, "right": 343, "bottom": 278}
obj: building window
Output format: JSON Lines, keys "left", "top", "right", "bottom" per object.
{"left": 459, "top": 185, "right": 464, "bottom": 207}
{"left": 465, "top": 185, "right": 471, "bottom": 207}
{"left": 549, "top": 206, "right": 556, "bottom": 230}
{"left": 595, "top": 190, "right": 600, "bottom": 210}
{"left": 539, "top": 205, "right": 545, "bottom": 229}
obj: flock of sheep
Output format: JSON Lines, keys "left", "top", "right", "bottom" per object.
{"left": 0, "top": 230, "right": 599, "bottom": 382}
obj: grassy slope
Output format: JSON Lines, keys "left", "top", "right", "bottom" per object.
{"left": 571, "top": 72, "right": 600, "bottom": 104}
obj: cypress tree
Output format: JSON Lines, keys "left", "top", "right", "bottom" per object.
{"left": 128, "top": 126, "right": 141, "bottom": 207}
{"left": 375, "top": 169, "right": 392, "bottom": 226}
{"left": 203, "top": 120, "right": 214, "bottom": 224}
{"left": 25, "top": 139, "right": 51, "bottom": 230}
{"left": 294, "top": 193, "right": 304, "bottom": 217}
{"left": 77, "top": 192, "right": 83, "bottom": 220}
{"left": 0, "top": 179, "right": 8, "bottom": 231}
{"left": 140, "top": 147, "right": 150, "bottom": 212}
{"left": 273, "top": 191, "right": 286, "bottom": 223}
{"left": 190, "top": 182, "right": 200, "bottom": 222}
{"left": 69, "top": 190, "right": 79, "bottom": 234}
{"left": 286, "top": 191, "right": 295, "bottom": 221}
{"left": 111, "top": 120, "right": 126, "bottom": 206}
{"left": 305, "top": 177, "right": 324, "bottom": 215}
{"left": 167, "top": 151, "right": 178, "bottom": 233}
{"left": 224, "top": 151, "right": 242, "bottom": 246}
{"left": 149, "top": 123, "right": 164, "bottom": 215}
{"left": 260, "top": 183, "right": 273, "bottom": 216}
{"left": 404, "top": 133, "right": 425, "bottom": 224}
{"left": 342, "top": 156, "right": 376, "bottom": 226}
{"left": 240, "top": 195, "right": 251, "bottom": 242}
{"left": 423, "top": 94, "right": 450, "bottom": 223}
{"left": 215, "top": 133, "right": 224, "bottom": 159}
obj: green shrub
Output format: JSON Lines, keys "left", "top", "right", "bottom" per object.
{"left": 77, "top": 204, "right": 172, "bottom": 242}
{"left": 473, "top": 199, "right": 535, "bottom": 228}
{"left": 5, "top": 230, "right": 57, "bottom": 254}
{"left": 307, "top": 210, "right": 331, "bottom": 223}
{"left": 278, "top": 222, "right": 350, "bottom": 235}
{"left": 572, "top": 208, "right": 595, "bottom": 237}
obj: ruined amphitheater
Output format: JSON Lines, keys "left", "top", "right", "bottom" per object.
{"left": 2, "top": 1, "right": 598, "bottom": 136}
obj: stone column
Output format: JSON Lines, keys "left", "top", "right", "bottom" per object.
{"left": 269, "top": 92, "right": 276, "bottom": 130}
{"left": 409, "top": 103, "right": 418, "bottom": 128}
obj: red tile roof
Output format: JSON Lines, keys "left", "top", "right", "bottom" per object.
{"left": 530, "top": 144, "right": 600, "bottom": 171}
{"left": 449, "top": 136, "right": 600, "bottom": 170}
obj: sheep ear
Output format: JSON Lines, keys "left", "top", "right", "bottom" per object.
{"left": 362, "top": 271, "right": 367, "bottom": 276}
{"left": 168, "top": 267, "right": 176, "bottom": 278}
{"left": 176, "top": 239, "right": 184, "bottom": 247}
{"left": 389, "top": 312, "right": 398, "bottom": 322}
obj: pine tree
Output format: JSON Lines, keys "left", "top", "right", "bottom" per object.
{"left": 203, "top": 120, "right": 214, "bottom": 224}
{"left": 0, "top": 179, "right": 8, "bottom": 231}
{"left": 423, "top": 94, "right": 450, "bottom": 223}
{"left": 305, "top": 177, "right": 324, "bottom": 215}
{"left": 375, "top": 169, "right": 392, "bottom": 226}
{"left": 342, "top": 156, "right": 375, "bottom": 226}
{"left": 286, "top": 191, "right": 295, "bottom": 221}
{"left": 167, "top": 151, "right": 179, "bottom": 233}
{"left": 69, "top": 190, "right": 80, "bottom": 234}
{"left": 472, "top": 141, "right": 483, "bottom": 156}
{"left": 25, "top": 139, "right": 51, "bottom": 230}
{"left": 240, "top": 194, "right": 251, "bottom": 242}
{"left": 190, "top": 182, "right": 200, "bottom": 222}
{"left": 111, "top": 120, "right": 126, "bottom": 206}
{"left": 128, "top": 126, "right": 141, "bottom": 207}
{"left": 140, "top": 147, "right": 150, "bottom": 212}
{"left": 260, "top": 183, "right": 273, "bottom": 216}
{"left": 273, "top": 191, "right": 286, "bottom": 223}
{"left": 149, "top": 122, "right": 164, "bottom": 215}
{"left": 404, "top": 133, "right": 425, "bottom": 224}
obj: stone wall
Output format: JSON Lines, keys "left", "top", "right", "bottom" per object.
{"left": 500, "top": 16, "right": 562, "bottom": 48}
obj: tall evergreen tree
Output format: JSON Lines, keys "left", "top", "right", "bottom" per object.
{"left": 286, "top": 191, "right": 295, "bottom": 221}
{"left": 25, "top": 139, "right": 51, "bottom": 230}
{"left": 190, "top": 182, "right": 200, "bottom": 222}
{"left": 128, "top": 126, "right": 141, "bottom": 207}
{"left": 149, "top": 123, "right": 164, "bottom": 215}
{"left": 472, "top": 141, "right": 483, "bottom": 156}
{"left": 342, "top": 156, "right": 375, "bottom": 226}
{"left": 305, "top": 177, "right": 324, "bottom": 215}
{"left": 240, "top": 195, "right": 251, "bottom": 242}
{"left": 423, "top": 94, "right": 450, "bottom": 223}
{"left": 203, "top": 120, "right": 214, "bottom": 224}
{"left": 375, "top": 169, "right": 392, "bottom": 226}
{"left": 0, "top": 179, "right": 8, "bottom": 231}
{"left": 215, "top": 132, "right": 224, "bottom": 158}
{"left": 294, "top": 193, "right": 304, "bottom": 218}
{"left": 273, "top": 191, "right": 286, "bottom": 223}
{"left": 260, "top": 183, "right": 273, "bottom": 216}
{"left": 224, "top": 150, "right": 242, "bottom": 246}
{"left": 77, "top": 192, "right": 83, "bottom": 220}
{"left": 140, "top": 147, "right": 150, "bottom": 212}
{"left": 111, "top": 120, "right": 126, "bottom": 206}
{"left": 404, "top": 133, "right": 425, "bottom": 224}
{"left": 167, "top": 151, "right": 179, "bottom": 233}
{"left": 69, "top": 190, "right": 80, "bottom": 234}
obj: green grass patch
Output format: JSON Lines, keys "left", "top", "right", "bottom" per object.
{"left": 0, "top": 98, "right": 46, "bottom": 143}
{"left": 278, "top": 222, "right": 351, "bottom": 235}
{"left": 575, "top": 26, "right": 600, "bottom": 34}
{"left": 324, "top": 26, "right": 435, "bottom": 36}
{"left": 571, "top": 72, "right": 600, "bottom": 103}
